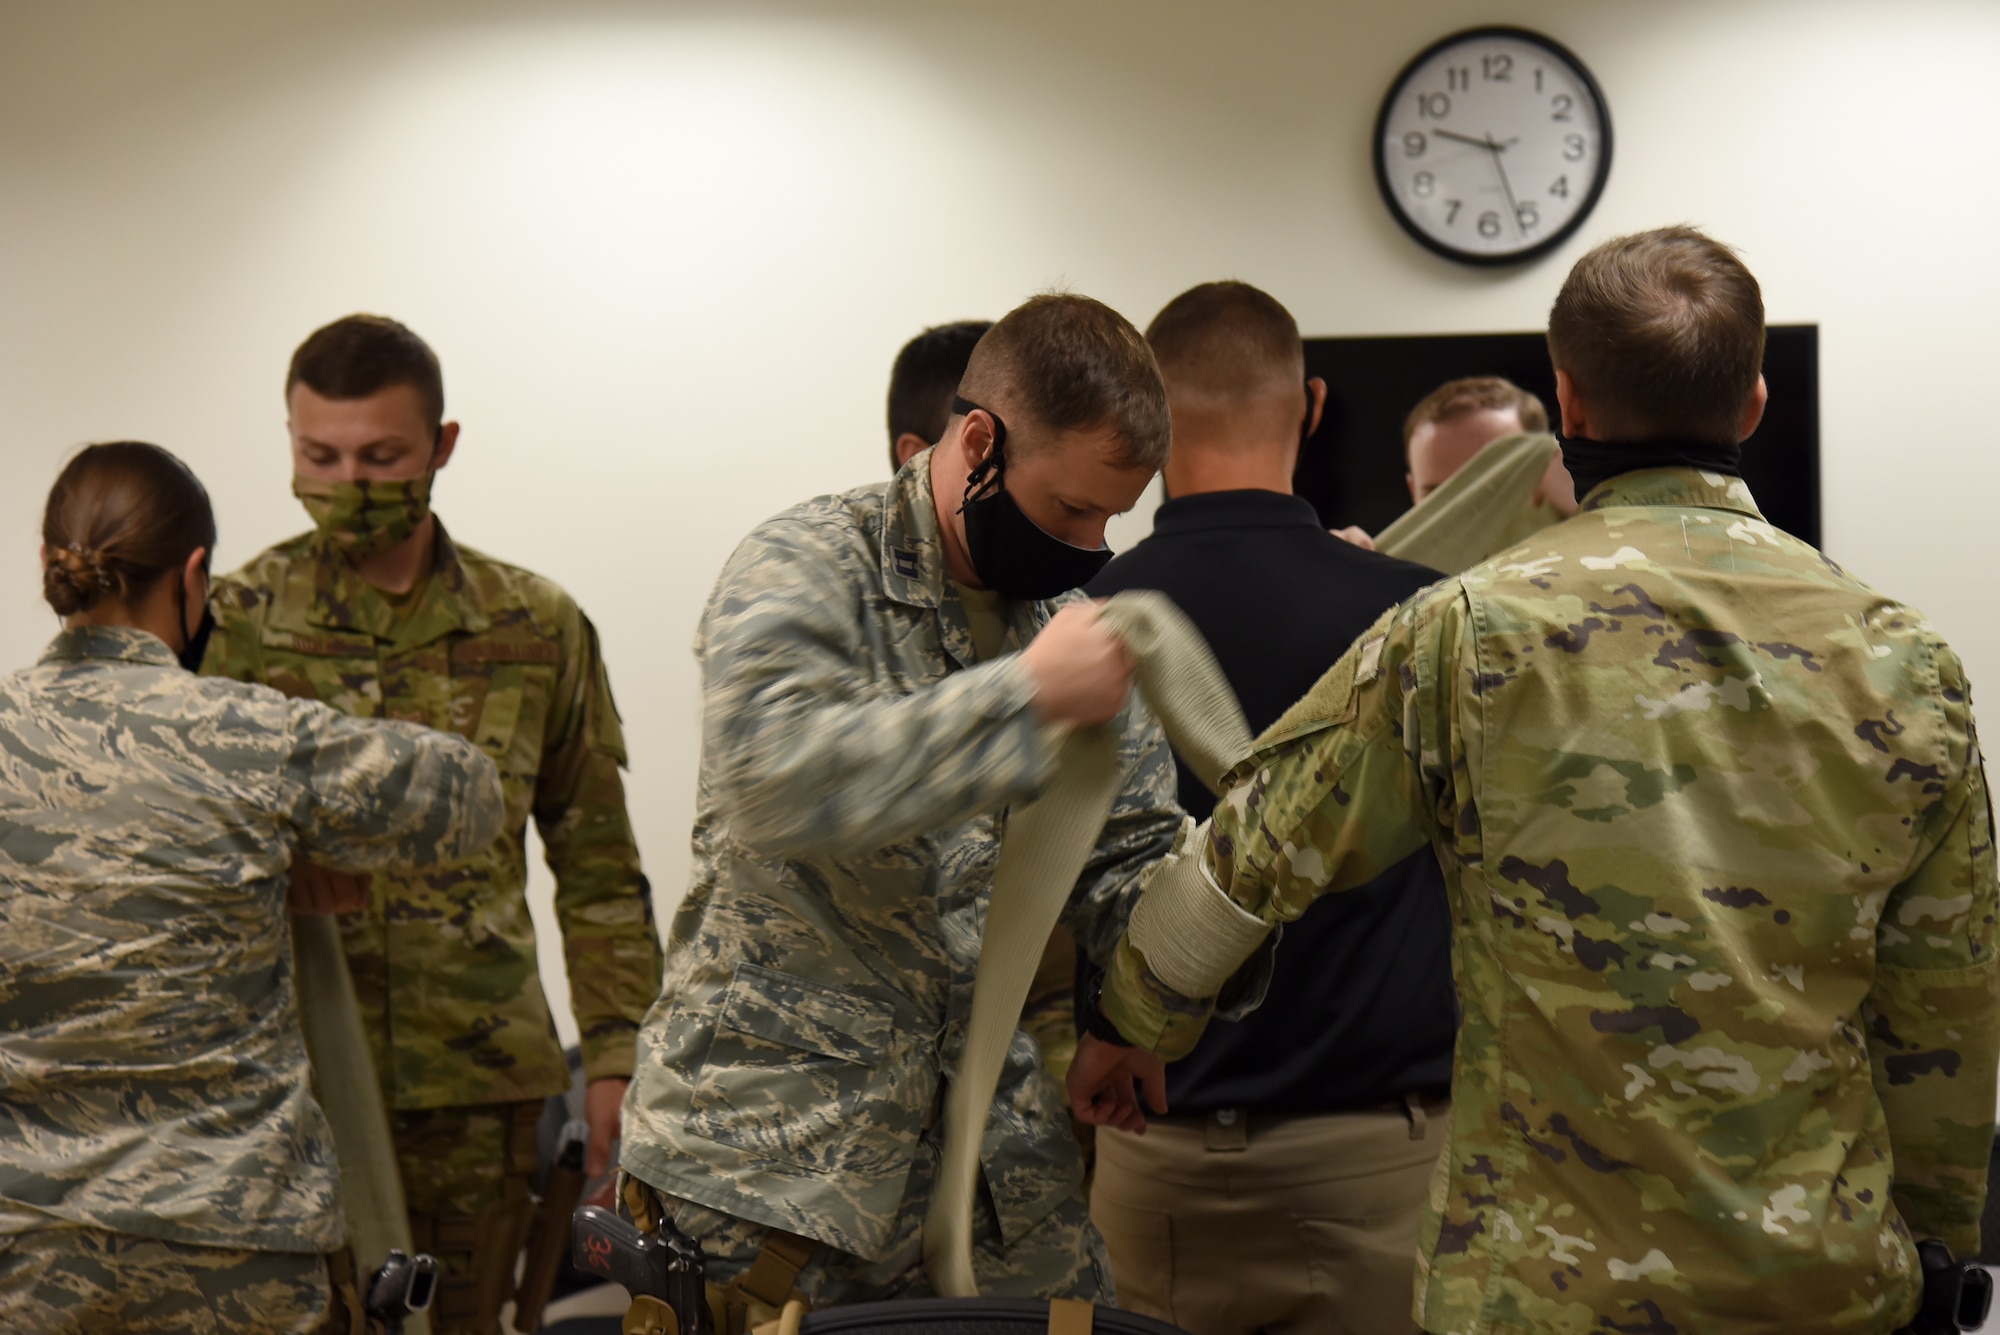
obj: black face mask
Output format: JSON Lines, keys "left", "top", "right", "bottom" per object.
{"left": 1559, "top": 436, "right": 1743, "bottom": 502}
{"left": 953, "top": 396, "right": 1113, "bottom": 601}
{"left": 174, "top": 567, "right": 216, "bottom": 673}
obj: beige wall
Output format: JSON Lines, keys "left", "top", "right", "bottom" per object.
{"left": 5, "top": 0, "right": 1997, "bottom": 1044}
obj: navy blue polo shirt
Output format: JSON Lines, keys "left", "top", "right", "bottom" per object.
{"left": 1088, "top": 489, "right": 1457, "bottom": 1115}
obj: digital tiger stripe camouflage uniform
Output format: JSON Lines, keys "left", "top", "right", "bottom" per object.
{"left": 1103, "top": 469, "right": 2000, "bottom": 1335}
{"left": 0, "top": 624, "right": 502, "bottom": 1332}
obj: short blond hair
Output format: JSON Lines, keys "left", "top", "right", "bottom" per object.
{"left": 1403, "top": 377, "right": 1548, "bottom": 455}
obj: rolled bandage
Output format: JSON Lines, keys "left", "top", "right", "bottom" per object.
{"left": 1127, "top": 819, "right": 1272, "bottom": 999}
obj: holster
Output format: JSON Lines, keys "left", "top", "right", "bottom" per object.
{"left": 616, "top": 1177, "right": 817, "bottom": 1335}
{"left": 1903, "top": 1240, "right": 1995, "bottom": 1334}
{"left": 514, "top": 1119, "right": 591, "bottom": 1332}
{"left": 409, "top": 1103, "right": 541, "bottom": 1331}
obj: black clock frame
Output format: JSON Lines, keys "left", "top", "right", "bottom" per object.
{"left": 1371, "top": 26, "right": 1615, "bottom": 268}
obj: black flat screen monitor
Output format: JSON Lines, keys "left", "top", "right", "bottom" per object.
{"left": 1293, "top": 325, "right": 1820, "bottom": 549}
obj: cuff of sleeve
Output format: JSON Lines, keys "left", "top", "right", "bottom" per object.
{"left": 1102, "top": 935, "right": 1215, "bottom": 1061}
{"left": 977, "top": 657, "right": 1063, "bottom": 794}
{"left": 580, "top": 1029, "right": 640, "bottom": 1083}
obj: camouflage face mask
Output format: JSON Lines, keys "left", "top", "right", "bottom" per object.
{"left": 292, "top": 474, "right": 433, "bottom": 560}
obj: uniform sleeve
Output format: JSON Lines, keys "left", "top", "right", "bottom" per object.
{"left": 699, "top": 521, "right": 1059, "bottom": 859}
{"left": 535, "top": 601, "right": 663, "bottom": 1084}
{"left": 1862, "top": 647, "right": 2000, "bottom": 1257}
{"left": 1060, "top": 701, "right": 1185, "bottom": 967}
{"left": 281, "top": 699, "right": 505, "bottom": 873}
{"left": 199, "top": 574, "right": 264, "bottom": 683}
{"left": 1101, "top": 592, "right": 1453, "bottom": 1057}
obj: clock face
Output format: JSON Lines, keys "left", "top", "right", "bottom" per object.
{"left": 1373, "top": 27, "right": 1612, "bottom": 265}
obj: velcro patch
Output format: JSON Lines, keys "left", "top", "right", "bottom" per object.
{"left": 274, "top": 633, "right": 375, "bottom": 657}
{"left": 1356, "top": 635, "right": 1386, "bottom": 685}
{"left": 452, "top": 640, "right": 560, "bottom": 666}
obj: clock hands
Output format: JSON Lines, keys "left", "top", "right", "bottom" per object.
{"left": 1433, "top": 128, "right": 1524, "bottom": 236}
{"left": 1432, "top": 128, "right": 1516, "bottom": 152}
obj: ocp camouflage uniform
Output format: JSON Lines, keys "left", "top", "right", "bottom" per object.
{"left": 206, "top": 523, "right": 662, "bottom": 1330}
{"left": 1103, "top": 469, "right": 2000, "bottom": 1335}
{"left": 0, "top": 625, "right": 503, "bottom": 1334}
{"left": 621, "top": 455, "right": 1183, "bottom": 1302}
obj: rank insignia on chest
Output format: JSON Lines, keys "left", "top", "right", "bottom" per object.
{"left": 894, "top": 549, "right": 921, "bottom": 579}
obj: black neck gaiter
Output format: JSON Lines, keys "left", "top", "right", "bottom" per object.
{"left": 1559, "top": 436, "right": 1743, "bottom": 502}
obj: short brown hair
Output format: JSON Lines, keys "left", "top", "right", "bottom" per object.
{"left": 887, "top": 321, "right": 991, "bottom": 471}
{"left": 287, "top": 314, "right": 445, "bottom": 428}
{"left": 1546, "top": 227, "right": 1765, "bottom": 444}
{"left": 1403, "top": 376, "right": 1549, "bottom": 453}
{"left": 1144, "top": 281, "right": 1303, "bottom": 402}
{"left": 959, "top": 293, "right": 1170, "bottom": 470}
{"left": 42, "top": 442, "right": 216, "bottom": 616}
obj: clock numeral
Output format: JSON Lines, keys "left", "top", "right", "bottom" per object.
{"left": 1412, "top": 171, "right": 1436, "bottom": 198}
{"left": 1444, "top": 200, "right": 1463, "bottom": 226}
{"left": 1516, "top": 201, "right": 1540, "bottom": 230}
{"left": 1478, "top": 211, "right": 1502, "bottom": 239}
{"left": 1416, "top": 91, "right": 1451, "bottom": 119}
{"left": 1562, "top": 133, "right": 1587, "bottom": 161}
{"left": 1534, "top": 67, "right": 1544, "bottom": 93}
{"left": 1551, "top": 93, "right": 1575, "bottom": 122}
{"left": 1549, "top": 175, "right": 1570, "bottom": 199}
{"left": 1403, "top": 131, "right": 1427, "bottom": 158}
{"left": 1446, "top": 66, "right": 1470, "bottom": 92}
{"left": 1482, "top": 53, "right": 1513, "bottom": 82}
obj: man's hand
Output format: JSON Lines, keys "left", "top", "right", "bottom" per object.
{"left": 288, "top": 857, "right": 371, "bottom": 915}
{"left": 585, "top": 1076, "right": 628, "bottom": 1181}
{"left": 1022, "top": 602, "right": 1136, "bottom": 728}
{"left": 1068, "top": 1032, "right": 1168, "bottom": 1133}
{"left": 1330, "top": 525, "right": 1376, "bottom": 551}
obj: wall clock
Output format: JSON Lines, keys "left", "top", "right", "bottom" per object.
{"left": 1373, "top": 27, "right": 1612, "bottom": 266}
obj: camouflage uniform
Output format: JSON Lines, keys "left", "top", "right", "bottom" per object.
{"left": 621, "top": 455, "right": 1183, "bottom": 1300}
{"left": 206, "top": 522, "right": 662, "bottom": 1329}
{"left": 1102, "top": 469, "right": 2000, "bottom": 1334}
{"left": 0, "top": 625, "right": 502, "bottom": 1332}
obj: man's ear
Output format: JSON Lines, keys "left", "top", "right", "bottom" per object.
{"left": 431, "top": 421, "right": 462, "bottom": 472}
{"left": 1306, "top": 377, "right": 1327, "bottom": 439}
{"left": 958, "top": 409, "right": 996, "bottom": 469}
{"left": 1736, "top": 375, "right": 1769, "bottom": 444}
{"left": 1553, "top": 368, "right": 1589, "bottom": 439}
{"left": 894, "top": 432, "right": 930, "bottom": 469}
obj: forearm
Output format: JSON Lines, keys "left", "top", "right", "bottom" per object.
{"left": 1869, "top": 759, "right": 2000, "bottom": 1253}
{"left": 1867, "top": 954, "right": 2000, "bottom": 1254}
{"left": 542, "top": 755, "right": 663, "bottom": 1081}
{"left": 709, "top": 656, "right": 1058, "bottom": 857}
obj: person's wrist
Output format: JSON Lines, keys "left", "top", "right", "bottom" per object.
{"left": 1082, "top": 975, "right": 1135, "bottom": 1047}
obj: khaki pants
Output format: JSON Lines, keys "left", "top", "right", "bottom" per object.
{"left": 1091, "top": 1099, "right": 1447, "bottom": 1335}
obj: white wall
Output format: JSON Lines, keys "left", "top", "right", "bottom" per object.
{"left": 5, "top": 0, "right": 1997, "bottom": 1044}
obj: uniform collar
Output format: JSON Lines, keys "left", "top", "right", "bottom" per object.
{"left": 878, "top": 449, "right": 1055, "bottom": 669}
{"left": 40, "top": 624, "right": 181, "bottom": 668}
{"left": 293, "top": 518, "right": 491, "bottom": 648}
{"left": 1577, "top": 467, "right": 1766, "bottom": 521}
{"left": 1151, "top": 489, "right": 1324, "bottom": 535}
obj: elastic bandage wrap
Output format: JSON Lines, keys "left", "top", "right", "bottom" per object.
{"left": 1126, "top": 818, "right": 1272, "bottom": 999}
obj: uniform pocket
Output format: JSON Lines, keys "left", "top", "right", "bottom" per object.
{"left": 686, "top": 964, "right": 928, "bottom": 1176}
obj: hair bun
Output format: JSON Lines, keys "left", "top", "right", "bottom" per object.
{"left": 43, "top": 544, "right": 112, "bottom": 616}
